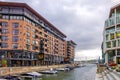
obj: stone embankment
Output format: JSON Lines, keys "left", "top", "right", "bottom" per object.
{"left": 0, "top": 64, "right": 73, "bottom": 76}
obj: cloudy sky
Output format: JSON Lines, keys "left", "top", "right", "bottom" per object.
{"left": 0, "top": 0, "right": 119, "bottom": 60}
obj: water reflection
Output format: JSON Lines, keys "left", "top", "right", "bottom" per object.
{"left": 41, "top": 64, "right": 96, "bottom": 80}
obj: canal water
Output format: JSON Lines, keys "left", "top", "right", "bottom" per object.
{"left": 41, "top": 64, "right": 96, "bottom": 80}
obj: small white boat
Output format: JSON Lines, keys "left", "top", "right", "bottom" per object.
{"left": 27, "top": 72, "right": 43, "bottom": 77}
{"left": 39, "top": 68, "right": 58, "bottom": 74}
{"left": 56, "top": 68, "right": 70, "bottom": 71}
{"left": 21, "top": 72, "right": 42, "bottom": 80}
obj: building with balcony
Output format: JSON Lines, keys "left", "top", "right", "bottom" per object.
{"left": 0, "top": 2, "right": 68, "bottom": 67}
{"left": 65, "top": 40, "right": 76, "bottom": 64}
{"left": 103, "top": 4, "right": 120, "bottom": 65}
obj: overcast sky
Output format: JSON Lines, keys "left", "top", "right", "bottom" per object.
{"left": 0, "top": 0, "right": 119, "bottom": 60}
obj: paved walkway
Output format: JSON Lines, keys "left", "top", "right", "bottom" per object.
{"left": 95, "top": 69, "right": 120, "bottom": 80}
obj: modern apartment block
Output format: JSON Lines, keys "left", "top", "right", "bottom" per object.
{"left": 0, "top": 2, "right": 69, "bottom": 67}
{"left": 65, "top": 40, "right": 76, "bottom": 63}
{"left": 103, "top": 4, "right": 120, "bottom": 65}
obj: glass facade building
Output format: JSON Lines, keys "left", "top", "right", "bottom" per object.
{"left": 103, "top": 4, "right": 120, "bottom": 65}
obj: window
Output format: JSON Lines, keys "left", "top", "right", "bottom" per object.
{"left": 12, "top": 43, "right": 18, "bottom": 49}
{"left": 10, "top": 16, "right": 23, "bottom": 20}
{"left": 109, "top": 17, "right": 115, "bottom": 26}
{"left": 26, "top": 38, "right": 30, "bottom": 44}
{"left": 10, "top": 8, "right": 23, "bottom": 14}
{"left": 117, "top": 49, "right": 120, "bottom": 55}
{"left": 117, "top": 26, "right": 120, "bottom": 31}
{"left": 12, "top": 36, "right": 19, "bottom": 42}
{"left": 116, "top": 32, "right": 120, "bottom": 38}
{"left": 2, "top": 29, "right": 8, "bottom": 34}
{"left": 110, "top": 33, "right": 114, "bottom": 40}
{"left": 32, "top": 46, "right": 36, "bottom": 50}
{"left": 12, "top": 30, "right": 19, "bottom": 35}
{"left": 26, "top": 26, "right": 30, "bottom": 31}
{"left": 2, "top": 36, "right": 8, "bottom": 41}
{"left": 26, "top": 44, "right": 30, "bottom": 50}
{"left": 12, "top": 22, "right": 19, "bottom": 28}
{"left": 106, "top": 34, "right": 109, "bottom": 41}
{"left": 106, "top": 28, "right": 115, "bottom": 33}
{"left": 32, "top": 34, "right": 35, "bottom": 38}
{"left": 1, "top": 42, "right": 8, "bottom": 48}
{"left": 118, "top": 40, "right": 120, "bottom": 47}
{"left": 32, "top": 40, "right": 36, "bottom": 45}
{"left": 2, "top": 22, "right": 8, "bottom": 27}
{"left": 106, "top": 42, "right": 111, "bottom": 48}
{"left": 32, "top": 29, "right": 35, "bottom": 33}
{"left": 112, "top": 41, "right": 116, "bottom": 47}
{"left": 26, "top": 32, "right": 30, "bottom": 37}
{"left": 2, "top": 15, "right": 9, "bottom": 19}
{"left": 2, "top": 8, "right": 9, "bottom": 13}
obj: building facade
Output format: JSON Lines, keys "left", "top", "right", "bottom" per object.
{"left": 0, "top": 2, "right": 68, "bottom": 67}
{"left": 103, "top": 4, "right": 120, "bottom": 65}
{"left": 65, "top": 40, "right": 76, "bottom": 64}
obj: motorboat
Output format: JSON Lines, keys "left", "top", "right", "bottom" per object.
{"left": 21, "top": 71, "right": 42, "bottom": 80}
{"left": 26, "top": 72, "right": 42, "bottom": 77}
{"left": 39, "top": 68, "right": 58, "bottom": 74}
{"left": 56, "top": 68, "right": 70, "bottom": 71}
{"left": 3, "top": 75, "right": 21, "bottom": 80}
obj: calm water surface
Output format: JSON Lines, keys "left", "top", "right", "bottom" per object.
{"left": 41, "top": 64, "right": 96, "bottom": 80}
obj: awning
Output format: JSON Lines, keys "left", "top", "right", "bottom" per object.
{"left": 27, "top": 72, "right": 42, "bottom": 77}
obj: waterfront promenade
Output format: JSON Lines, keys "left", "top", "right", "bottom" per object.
{"left": 95, "top": 64, "right": 120, "bottom": 80}
{"left": 0, "top": 64, "right": 71, "bottom": 76}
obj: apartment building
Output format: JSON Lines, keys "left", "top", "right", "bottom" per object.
{"left": 65, "top": 40, "right": 76, "bottom": 63}
{"left": 103, "top": 4, "right": 120, "bottom": 65}
{"left": 0, "top": 2, "right": 67, "bottom": 67}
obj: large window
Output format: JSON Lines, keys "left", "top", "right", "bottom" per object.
{"left": 2, "top": 15, "right": 9, "bottom": 19}
{"left": 116, "top": 32, "right": 120, "bottom": 38}
{"left": 9, "top": 8, "right": 23, "bottom": 14}
{"left": 1, "top": 42, "right": 8, "bottom": 48}
{"left": 2, "top": 29, "right": 8, "bottom": 34}
{"left": 2, "top": 22, "right": 8, "bottom": 27}
{"left": 106, "top": 42, "right": 111, "bottom": 48}
{"left": 112, "top": 40, "right": 116, "bottom": 47}
{"left": 117, "top": 49, "right": 120, "bottom": 55}
{"left": 26, "top": 38, "right": 30, "bottom": 44}
{"left": 106, "top": 28, "right": 115, "bottom": 34}
{"left": 32, "top": 46, "right": 36, "bottom": 50}
{"left": 26, "top": 44, "right": 30, "bottom": 50}
{"left": 12, "top": 22, "right": 19, "bottom": 28}
{"left": 2, "top": 36, "right": 8, "bottom": 41}
{"left": 10, "top": 16, "right": 23, "bottom": 20}
{"left": 116, "top": 15, "right": 120, "bottom": 24}
{"left": 26, "top": 32, "right": 30, "bottom": 37}
{"left": 109, "top": 17, "right": 115, "bottom": 26}
{"left": 12, "top": 36, "right": 19, "bottom": 42}
{"left": 118, "top": 40, "right": 120, "bottom": 47}
{"left": 12, "top": 43, "right": 18, "bottom": 49}
{"left": 106, "top": 34, "right": 109, "bottom": 41}
{"left": 117, "top": 26, "right": 120, "bottom": 31}
{"left": 12, "top": 30, "right": 19, "bottom": 35}
{"left": 110, "top": 33, "right": 114, "bottom": 40}
{"left": 26, "top": 26, "right": 30, "bottom": 31}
